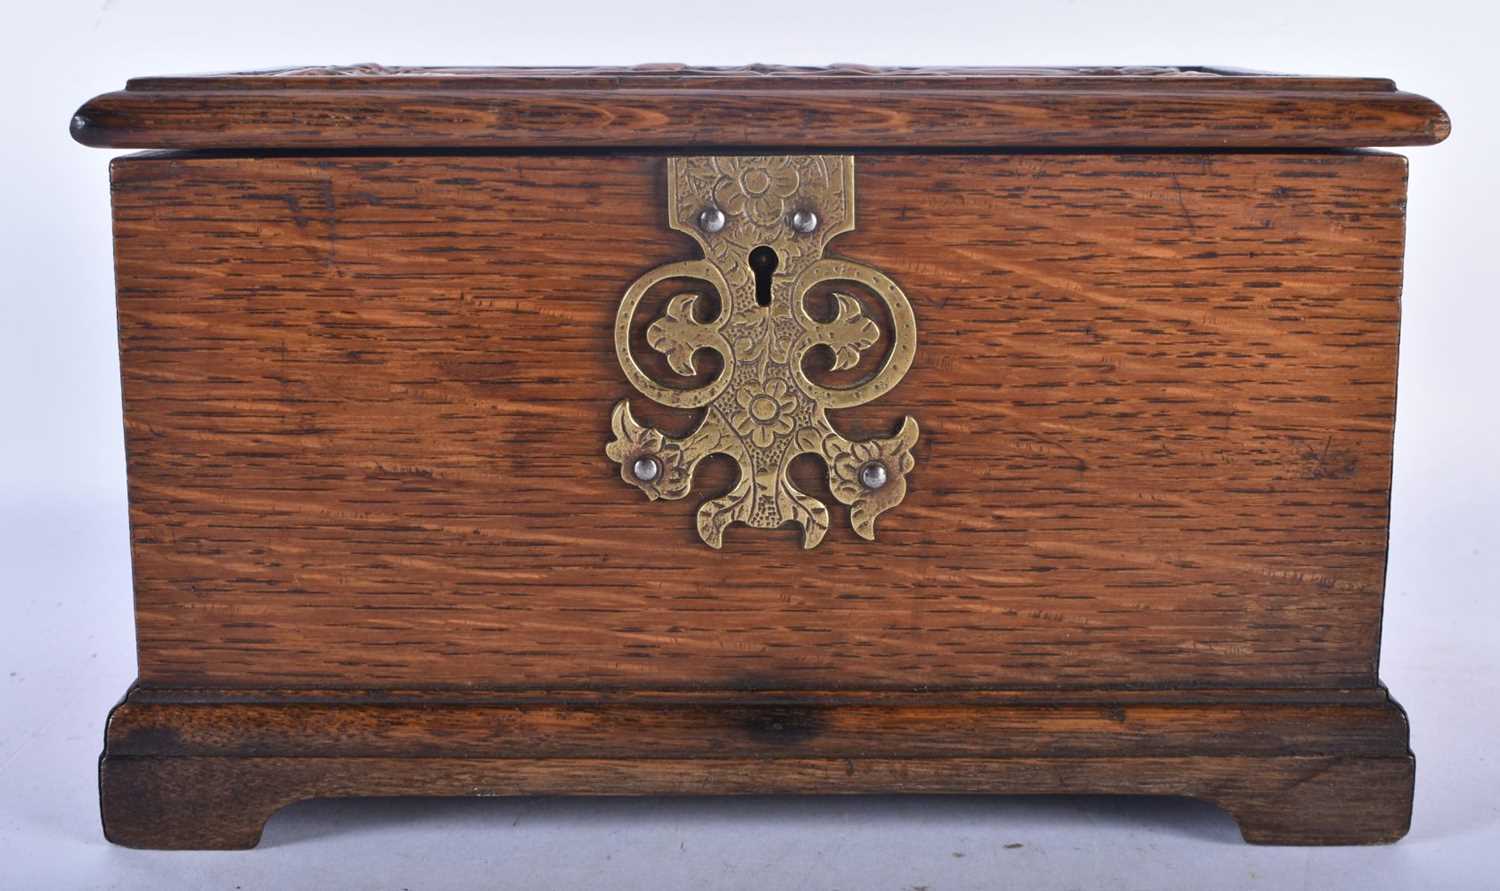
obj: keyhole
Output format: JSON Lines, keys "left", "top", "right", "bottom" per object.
{"left": 749, "top": 245, "right": 778, "bottom": 307}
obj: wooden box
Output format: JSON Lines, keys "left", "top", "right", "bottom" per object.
{"left": 72, "top": 65, "right": 1451, "bottom": 848}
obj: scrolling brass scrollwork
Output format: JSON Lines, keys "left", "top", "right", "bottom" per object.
{"left": 606, "top": 156, "right": 918, "bottom": 549}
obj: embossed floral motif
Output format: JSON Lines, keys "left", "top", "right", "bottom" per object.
{"left": 647, "top": 293, "right": 717, "bottom": 376}
{"left": 712, "top": 157, "right": 801, "bottom": 226}
{"left": 824, "top": 418, "right": 920, "bottom": 540}
{"left": 604, "top": 402, "right": 694, "bottom": 500}
{"left": 729, "top": 378, "right": 799, "bottom": 448}
{"left": 608, "top": 156, "right": 918, "bottom": 549}
{"left": 811, "top": 293, "right": 880, "bottom": 370}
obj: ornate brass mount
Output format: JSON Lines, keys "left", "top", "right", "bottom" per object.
{"left": 607, "top": 156, "right": 918, "bottom": 549}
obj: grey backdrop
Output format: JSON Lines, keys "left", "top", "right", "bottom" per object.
{"left": 3, "top": 1, "right": 1496, "bottom": 887}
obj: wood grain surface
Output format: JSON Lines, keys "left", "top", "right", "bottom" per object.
{"left": 101, "top": 751, "right": 1417, "bottom": 848}
{"left": 120, "top": 63, "right": 1409, "bottom": 89}
{"left": 99, "top": 684, "right": 1414, "bottom": 848}
{"left": 103, "top": 695, "right": 1410, "bottom": 760}
{"left": 111, "top": 151, "right": 1409, "bottom": 692}
{"left": 71, "top": 65, "right": 1450, "bottom": 149}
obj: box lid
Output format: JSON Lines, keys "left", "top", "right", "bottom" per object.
{"left": 71, "top": 64, "right": 1450, "bottom": 150}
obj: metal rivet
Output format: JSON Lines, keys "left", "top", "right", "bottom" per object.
{"left": 697, "top": 207, "right": 726, "bottom": 233}
{"left": 790, "top": 209, "right": 818, "bottom": 234}
{"left": 859, "top": 462, "right": 888, "bottom": 489}
{"left": 632, "top": 456, "right": 661, "bottom": 483}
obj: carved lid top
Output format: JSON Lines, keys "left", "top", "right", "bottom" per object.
{"left": 72, "top": 64, "right": 1450, "bottom": 150}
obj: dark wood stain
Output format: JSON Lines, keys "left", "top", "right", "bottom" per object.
{"left": 79, "top": 65, "right": 1444, "bottom": 849}
{"left": 110, "top": 152, "right": 1407, "bottom": 692}
{"left": 100, "top": 685, "right": 1415, "bottom": 848}
{"left": 71, "top": 65, "right": 1450, "bottom": 150}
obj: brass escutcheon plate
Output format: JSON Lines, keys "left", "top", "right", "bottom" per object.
{"left": 607, "top": 156, "right": 918, "bottom": 549}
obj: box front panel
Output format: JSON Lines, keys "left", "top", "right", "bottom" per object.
{"left": 112, "top": 152, "right": 1405, "bottom": 689}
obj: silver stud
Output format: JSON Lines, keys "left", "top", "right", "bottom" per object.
{"left": 790, "top": 209, "right": 818, "bottom": 234}
{"left": 697, "top": 207, "right": 726, "bottom": 233}
{"left": 632, "top": 456, "right": 661, "bottom": 483}
{"left": 859, "top": 461, "right": 888, "bottom": 489}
